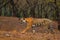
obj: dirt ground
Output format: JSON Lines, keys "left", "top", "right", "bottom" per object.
{"left": 0, "top": 16, "right": 60, "bottom": 40}
{"left": 0, "top": 31, "right": 60, "bottom": 40}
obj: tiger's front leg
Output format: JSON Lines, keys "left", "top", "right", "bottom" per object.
{"left": 21, "top": 23, "right": 32, "bottom": 34}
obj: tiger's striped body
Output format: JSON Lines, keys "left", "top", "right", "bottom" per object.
{"left": 20, "top": 17, "right": 58, "bottom": 33}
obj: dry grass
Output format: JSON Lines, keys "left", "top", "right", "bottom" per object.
{"left": 0, "top": 31, "right": 60, "bottom": 40}
{"left": 0, "top": 16, "right": 59, "bottom": 40}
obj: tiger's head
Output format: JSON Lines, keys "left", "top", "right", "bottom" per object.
{"left": 20, "top": 18, "right": 27, "bottom": 24}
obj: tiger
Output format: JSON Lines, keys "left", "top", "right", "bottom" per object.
{"left": 20, "top": 17, "right": 58, "bottom": 33}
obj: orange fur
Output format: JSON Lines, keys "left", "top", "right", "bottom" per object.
{"left": 21, "top": 17, "right": 57, "bottom": 33}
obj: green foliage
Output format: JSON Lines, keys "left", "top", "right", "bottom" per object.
{"left": 1, "top": 7, "right": 5, "bottom": 16}
{"left": 0, "top": 0, "right": 60, "bottom": 20}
